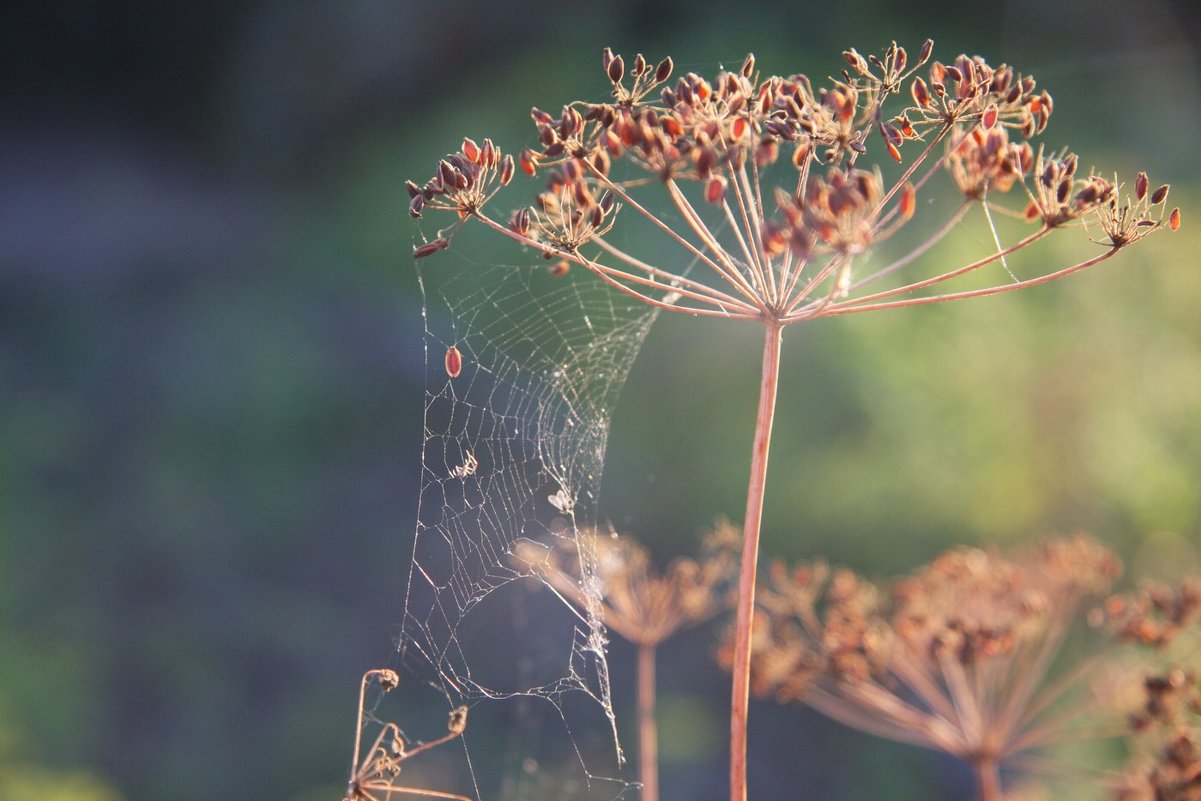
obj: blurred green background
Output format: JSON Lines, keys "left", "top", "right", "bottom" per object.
{"left": 1, "top": 1, "right": 1198, "bottom": 800}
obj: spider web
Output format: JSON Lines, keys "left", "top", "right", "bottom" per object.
{"left": 402, "top": 239, "right": 667, "bottom": 800}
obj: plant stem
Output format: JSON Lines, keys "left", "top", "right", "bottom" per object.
{"left": 638, "top": 643, "right": 659, "bottom": 801}
{"left": 730, "top": 321, "right": 785, "bottom": 801}
{"left": 973, "top": 756, "right": 1002, "bottom": 801}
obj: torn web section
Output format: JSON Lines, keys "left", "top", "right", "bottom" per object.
{"left": 404, "top": 244, "right": 659, "bottom": 800}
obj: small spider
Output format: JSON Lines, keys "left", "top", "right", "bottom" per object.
{"left": 449, "top": 450, "right": 478, "bottom": 479}
{"left": 343, "top": 669, "right": 471, "bottom": 801}
{"left": 547, "top": 486, "right": 574, "bottom": 515}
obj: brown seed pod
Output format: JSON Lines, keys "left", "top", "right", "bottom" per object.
{"left": 608, "top": 54, "right": 624, "bottom": 84}
{"left": 740, "top": 53, "right": 755, "bottom": 79}
{"left": 918, "top": 39, "right": 934, "bottom": 64}
{"left": 1135, "top": 172, "right": 1149, "bottom": 201}
{"left": 445, "top": 345, "right": 463, "bottom": 378}
{"left": 1151, "top": 184, "right": 1170, "bottom": 205}
{"left": 1169, "top": 207, "right": 1181, "bottom": 231}
{"left": 655, "top": 57, "right": 673, "bottom": 84}
{"left": 982, "top": 103, "right": 998, "bottom": 130}
{"left": 519, "top": 148, "right": 538, "bottom": 176}
{"left": 912, "top": 76, "right": 930, "bottom": 108}
{"left": 414, "top": 238, "right": 450, "bottom": 259}
{"left": 462, "top": 137, "right": 481, "bottom": 163}
{"left": 705, "top": 175, "right": 727, "bottom": 204}
{"left": 899, "top": 183, "right": 916, "bottom": 221}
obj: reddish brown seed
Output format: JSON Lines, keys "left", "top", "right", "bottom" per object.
{"left": 705, "top": 175, "right": 727, "bottom": 204}
{"left": 881, "top": 123, "right": 903, "bottom": 148}
{"left": 1169, "top": 207, "right": 1181, "bottom": 231}
{"left": 592, "top": 149, "right": 611, "bottom": 176}
{"left": 791, "top": 141, "right": 809, "bottom": 167}
{"left": 1135, "top": 172, "right": 1149, "bottom": 201}
{"left": 549, "top": 260, "right": 570, "bottom": 277}
{"left": 740, "top": 53, "right": 755, "bottom": 78}
{"left": 499, "top": 155, "right": 515, "bottom": 186}
{"left": 608, "top": 54, "right": 624, "bottom": 84}
{"left": 632, "top": 53, "right": 646, "bottom": 77}
{"left": 982, "top": 103, "right": 998, "bottom": 129}
{"left": 1023, "top": 202, "right": 1041, "bottom": 222}
{"left": 732, "top": 116, "right": 749, "bottom": 140}
{"left": 912, "top": 76, "right": 930, "bottom": 108}
{"left": 519, "top": 148, "right": 538, "bottom": 176}
{"left": 413, "top": 238, "right": 449, "bottom": 259}
{"left": 893, "top": 46, "right": 907, "bottom": 73}
{"left": 655, "top": 57, "right": 673, "bottom": 83}
{"left": 918, "top": 39, "right": 934, "bottom": 64}
{"left": 409, "top": 194, "right": 424, "bottom": 218}
{"left": 899, "top": 183, "right": 916, "bottom": 221}
{"left": 1151, "top": 184, "right": 1170, "bottom": 205}
{"left": 462, "top": 137, "right": 481, "bottom": 163}
{"left": 445, "top": 345, "right": 463, "bottom": 378}
{"left": 886, "top": 140, "right": 902, "bottom": 163}
{"left": 511, "top": 207, "right": 530, "bottom": 235}
{"left": 843, "top": 49, "right": 866, "bottom": 74}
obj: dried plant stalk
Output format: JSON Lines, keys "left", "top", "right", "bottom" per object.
{"left": 408, "top": 39, "right": 1179, "bottom": 801}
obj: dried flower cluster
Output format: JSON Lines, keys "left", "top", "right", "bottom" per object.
{"left": 513, "top": 521, "right": 738, "bottom": 647}
{"left": 1100, "top": 579, "right": 1201, "bottom": 648}
{"left": 1116, "top": 668, "right": 1201, "bottom": 801}
{"left": 343, "top": 669, "right": 470, "bottom": 801}
{"left": 409, "top": 41, "right": 1179, "bottom": 324}
{"left": 738, "top": 536, "right": 1121, "bottom": 796}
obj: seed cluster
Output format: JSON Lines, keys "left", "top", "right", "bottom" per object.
{"left": 736, "top": 536, "right": 1121, "bottom": 762}
{"left": 409, "top": 40, "right": 1178, "bottom": 328}
{"left": 513, "top": 521, "right": 739, "bottom": 647}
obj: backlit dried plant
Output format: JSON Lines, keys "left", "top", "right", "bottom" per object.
{"left": 514, "top": 522, "right": 738, "bottom": 801}
{"left": 344, "top": 669, "right": 470, "bottom": 801}
{"left": 408, "top": 40, "right": 1179, "bottom": 801}
{"left": 1115, "top": 667, "right": 1201, "bottom": 801}
{"left": 738, "top": 536, "right": 1123, "bottom": 801}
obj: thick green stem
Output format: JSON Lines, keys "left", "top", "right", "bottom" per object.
{"left": 638, "top": 643, "right": 659, "bottom": 801}
{"left": 730, "top": 322, "right": 784, "bottom": 801}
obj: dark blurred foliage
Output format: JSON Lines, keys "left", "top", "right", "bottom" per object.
{"left": 0, "top": 2, "right": 1198, "bottom": 800}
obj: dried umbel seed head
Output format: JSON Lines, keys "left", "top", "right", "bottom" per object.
{"left": 1095, "top": 175, "right": 1181, "bottom": 247}
{"left": 1098, "top": 578, "right": 1201, "bottom": 647}
{"left": 739, "top": 536, "right": 1123, "bottom": 768}
{"left": 408, "top": 40, "right": 1173, "bottom": 327}
{"left": 513, "top": 521, "right": 738, "bottom": 647}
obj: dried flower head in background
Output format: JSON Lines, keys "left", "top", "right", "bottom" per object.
{"left": 1114, "top": 667, "right": 1201, "bottom": 801}
{"left": 737, "top": 536, "right": 1122, "bottom": 799}
{"left": 513, "top": 520, "right": 739, "bottom": 647}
